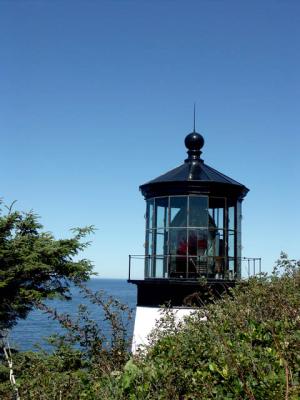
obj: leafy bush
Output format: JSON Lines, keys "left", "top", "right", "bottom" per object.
{"left": 1, "top": 253, "right": 300, "bottom": 399}
{"left": 0, "top": 285, "right": 132, "bottom": 399}
{"left": 116, "top": 253, "right": 300, "bottom": 399}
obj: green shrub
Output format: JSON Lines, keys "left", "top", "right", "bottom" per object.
{"left": 1, "top": 253, "right": 300, "bottom": 399}
{"left": 0, "top": 285, "right": 132, "bottom": 399}
{"left": 116, "top": 253, "right": 300, "bottom": 399}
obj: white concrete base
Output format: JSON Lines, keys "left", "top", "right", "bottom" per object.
{"left": 131, "top": 306, "right": 206, "bottom": 353}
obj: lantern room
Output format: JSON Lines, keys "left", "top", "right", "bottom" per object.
{"left": 139, "top": 131, "right": 249, "bottom": 281}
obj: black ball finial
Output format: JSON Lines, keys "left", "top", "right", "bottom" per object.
{"left": 184, "top": 132, "right": 204, "bottom": 162}
{"left": 184, "top": 132, "right": 204, "bottom": 151}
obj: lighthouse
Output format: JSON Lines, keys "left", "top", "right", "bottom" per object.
{"left": 129, "top": 127, "right": 252, "bottom": 351}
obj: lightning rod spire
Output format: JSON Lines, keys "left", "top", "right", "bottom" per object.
{"left": 193, "top": 103, "right": 196, "bottom": 133}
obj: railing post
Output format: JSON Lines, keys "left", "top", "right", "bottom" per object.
{"left": 259, "top": 258, "right": 261, "bottom": 275}
{"left": 167, "top": 254, "right": 169, "bottom": 278}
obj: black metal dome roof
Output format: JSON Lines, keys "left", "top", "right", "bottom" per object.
{"left": 140, "top": 131, "right": 249, "bottom": 201}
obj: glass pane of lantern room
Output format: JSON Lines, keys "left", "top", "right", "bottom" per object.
{"left": 208, "top": 229, "right": 225, "bottom": 257}
{"left": 170, "top": 196, "right": 187, "bottom": 227}
{"left": 153, "top": 229, "right": 168, "bottom": 278}
{"left": 189, "top": 196, "right": 208, "bottom": 227}
{"left": 155, "top": 229, "right": 166, "bottom": 255}
{"left": 169, "top": 256, "right": 186, "bottom": 278}
{"left": 208, "top": 229, "right": 225, "bottom": 279}
{"left": 209, "top": 198, "right": 225, "bottom": 230}
{"left": 146, "top": 199, "right": 154, "bottom": 230}
{"left": 188, "top": 229, "right": 208, "bottom": 256}
{"left": 229, "top": 259, "right": 235, "bottom": 280}
{"left": 145, "top": 230, "right": 153, "bottom": 256}
{"left": 169, "top": 229, "right": 187, "bottom": 255}
{"left": 236, "top": 200, "right": 242, "bottom": 255}
{"left": 155, "top": 197, "right": 169, "bottom": 229}
{"left": 188, "top": 229, "right": 208, "bottom": 277}
{"left": 169, "top": 229, "right": 187, "bottom": 277}
{"left": 228, "top": 230, "right": 235, "bottom": 258}
{"left": 236, "top": 201, "right": 242, "bottom": 278}
{"left": 154, "top": 257, "right": 164, "bottom": 278}
{"left": 228, "top": 206, "right": 235, "bottom": 230}
{"left": 145, "top": 230, "right": 152, "bottom": 277}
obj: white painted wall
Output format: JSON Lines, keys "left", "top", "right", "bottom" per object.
{"left": 131, "top": 306, "right": 206, "bottom": 353}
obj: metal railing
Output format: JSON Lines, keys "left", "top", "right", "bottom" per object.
{"left": 128, "top": 255, "right": 262, "bottom": 281}
{"left": 244, "top": 257, "right": 262, "bottom": 277}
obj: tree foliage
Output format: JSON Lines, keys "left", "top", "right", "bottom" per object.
{"left": 118, "top": 253, "right": 300, "bottom": 399}
{"left": 0, "top": 202, "right": 94, "bottom": 330}
{"left": 0, "top": 285, "right": 133, "bottom": 399}
{"left": 0, "top": 253, "right": 300, "bottom": 399}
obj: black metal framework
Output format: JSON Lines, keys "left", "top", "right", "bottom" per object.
{"left": 128, "top": 255, "right": 262, "bottom": 282}
{"left": 129, "top": 129, "right": 252, "bottom": 288}
{"left": 143, "top": 195, "right": 242, "bottom": 280}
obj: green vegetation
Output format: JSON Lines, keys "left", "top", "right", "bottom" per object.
{"left": 1, "top": 251, "right": 300, "bottom": 399}
{"left": 0, "top": 284, "right": 132, "bottom": 400}
{"left": 0, "top": 202, "right": 94, "bottom": 330}
{"left": 124, "top": 254, "right": 300, "bottom": 399}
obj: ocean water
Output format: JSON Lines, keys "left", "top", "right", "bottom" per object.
{"left": 9, "top": 279, "right": 137, "bottom": 351}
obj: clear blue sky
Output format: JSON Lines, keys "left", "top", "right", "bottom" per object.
{"left": 1, "top": 1, "right": 299, "bottom": 278}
